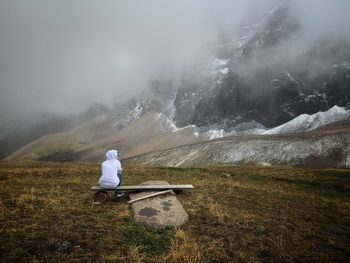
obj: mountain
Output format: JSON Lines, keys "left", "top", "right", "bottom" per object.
{"left": 190, "top": 106, "right": 350, "bottom": 139}
{"left": 170, "top": 3, "right": 350, "bottom": 132}
{"left": 6, "top": 99, "right": 349, "bottom": 165}
{"left": 4, "top": 2, "right": 350, "bottom": 166}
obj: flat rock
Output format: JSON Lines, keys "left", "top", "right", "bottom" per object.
{"left": 130, "top": 181, "right": 188, "bottom": 228}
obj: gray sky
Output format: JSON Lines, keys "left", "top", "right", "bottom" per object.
{"left": 1, "top": 0, "right": 349, "bottom": 122}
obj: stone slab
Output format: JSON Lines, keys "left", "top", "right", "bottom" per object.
{"left": 130, "top": 181, "right": 189, "bottom": 228}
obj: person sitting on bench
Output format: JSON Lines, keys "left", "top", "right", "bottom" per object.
{"left": 99, "top": 149, "right": 124, "bottom": 198}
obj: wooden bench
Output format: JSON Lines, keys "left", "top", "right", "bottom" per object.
{"left": 91, "top": 184, "right": 194, "bottom": 193}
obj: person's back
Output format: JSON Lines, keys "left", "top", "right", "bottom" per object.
{"left": 99, "top": 150, "right": 122, "bottom": 188}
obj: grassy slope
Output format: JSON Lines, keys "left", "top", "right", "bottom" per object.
{"left": 0, "top": 161, "right": 349, "bottom": 262}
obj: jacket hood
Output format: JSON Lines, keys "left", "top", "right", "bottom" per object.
{"left": 106, "top": 150, "right": 119, "bottom": 160}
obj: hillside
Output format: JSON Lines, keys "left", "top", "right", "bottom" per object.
{"left": 1, "top": 161, "right": 350, "bottom": 262}
{"left": 6, "top": 104, "right": 350, "bottom": 168}
{"left": 125, "top": 128, "right": 350, "bottom": 168}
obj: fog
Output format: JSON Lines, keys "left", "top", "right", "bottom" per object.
{"left": 0, "top": 0, "right": 350, "bottom": 124}
{"left": 0, "top": 0, "right": 278, "bottom": 123}
{"left": 235, "top": 0, "right": 350, "bottom": 90}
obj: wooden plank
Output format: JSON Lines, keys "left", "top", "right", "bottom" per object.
{"left": 127, "top": 190, "right": 174, "bottom": 204}
{"left": 90, "top": 184, "right": 194, "bottom": 191}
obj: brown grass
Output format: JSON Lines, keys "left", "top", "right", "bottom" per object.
{"left": 0, "top": 161, "right": 349, "bottom": 262}
{"left": 164, "top": 229, "right": 201, "bottom": 262}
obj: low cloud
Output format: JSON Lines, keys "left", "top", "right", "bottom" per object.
{"left": 1, "top": 0, "right": 349, "bottom": 123}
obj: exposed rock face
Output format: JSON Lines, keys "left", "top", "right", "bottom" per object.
{"left": 130, "top": 181, "right": 189, "bottom": 228}
{"left": 171, "top": 3, "right": 350, "bottom": 130}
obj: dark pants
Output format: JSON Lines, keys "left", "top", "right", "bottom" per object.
{"left": 118, "top": 172, "right": 122, "bottom": 185}
{"left": 115, "top": 172, "right": 122, "bottom": 197}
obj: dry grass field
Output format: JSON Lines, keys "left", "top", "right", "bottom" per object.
{"left": 0, "top": 161, "right": 349, "bottom": 262}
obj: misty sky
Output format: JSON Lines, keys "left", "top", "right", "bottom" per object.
{"left": 1, "top": 0, "right": 350, "bottom": 123}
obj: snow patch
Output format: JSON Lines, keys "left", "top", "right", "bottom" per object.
{"left": 219, "top": 68, "right": 229, "bottom": 75}
{"left": 210, "top": 58, "right": 230, "bottom": 74}
{"left": 211, "top": 58, "right": 229, "bottom": 68}
{"left": 193, "top": 120, "right": 266, "bottom": 139}
{"left": 285, "top": 72, "right": 299, "bottom": 85}
{"left": 201, "top": 129, "right": 226, "bottom": 140}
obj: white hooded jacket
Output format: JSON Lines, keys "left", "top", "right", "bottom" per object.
{"left": 99, "top": 150, "right": 122, "bottom": 188}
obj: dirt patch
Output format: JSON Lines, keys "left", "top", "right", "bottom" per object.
{"left": 139, "top": 207, "right": 159, "bottom": 217}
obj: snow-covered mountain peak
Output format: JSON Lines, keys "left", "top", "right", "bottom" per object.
{"left": 264, "top": 106, "right": 350, "bottom": 134}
